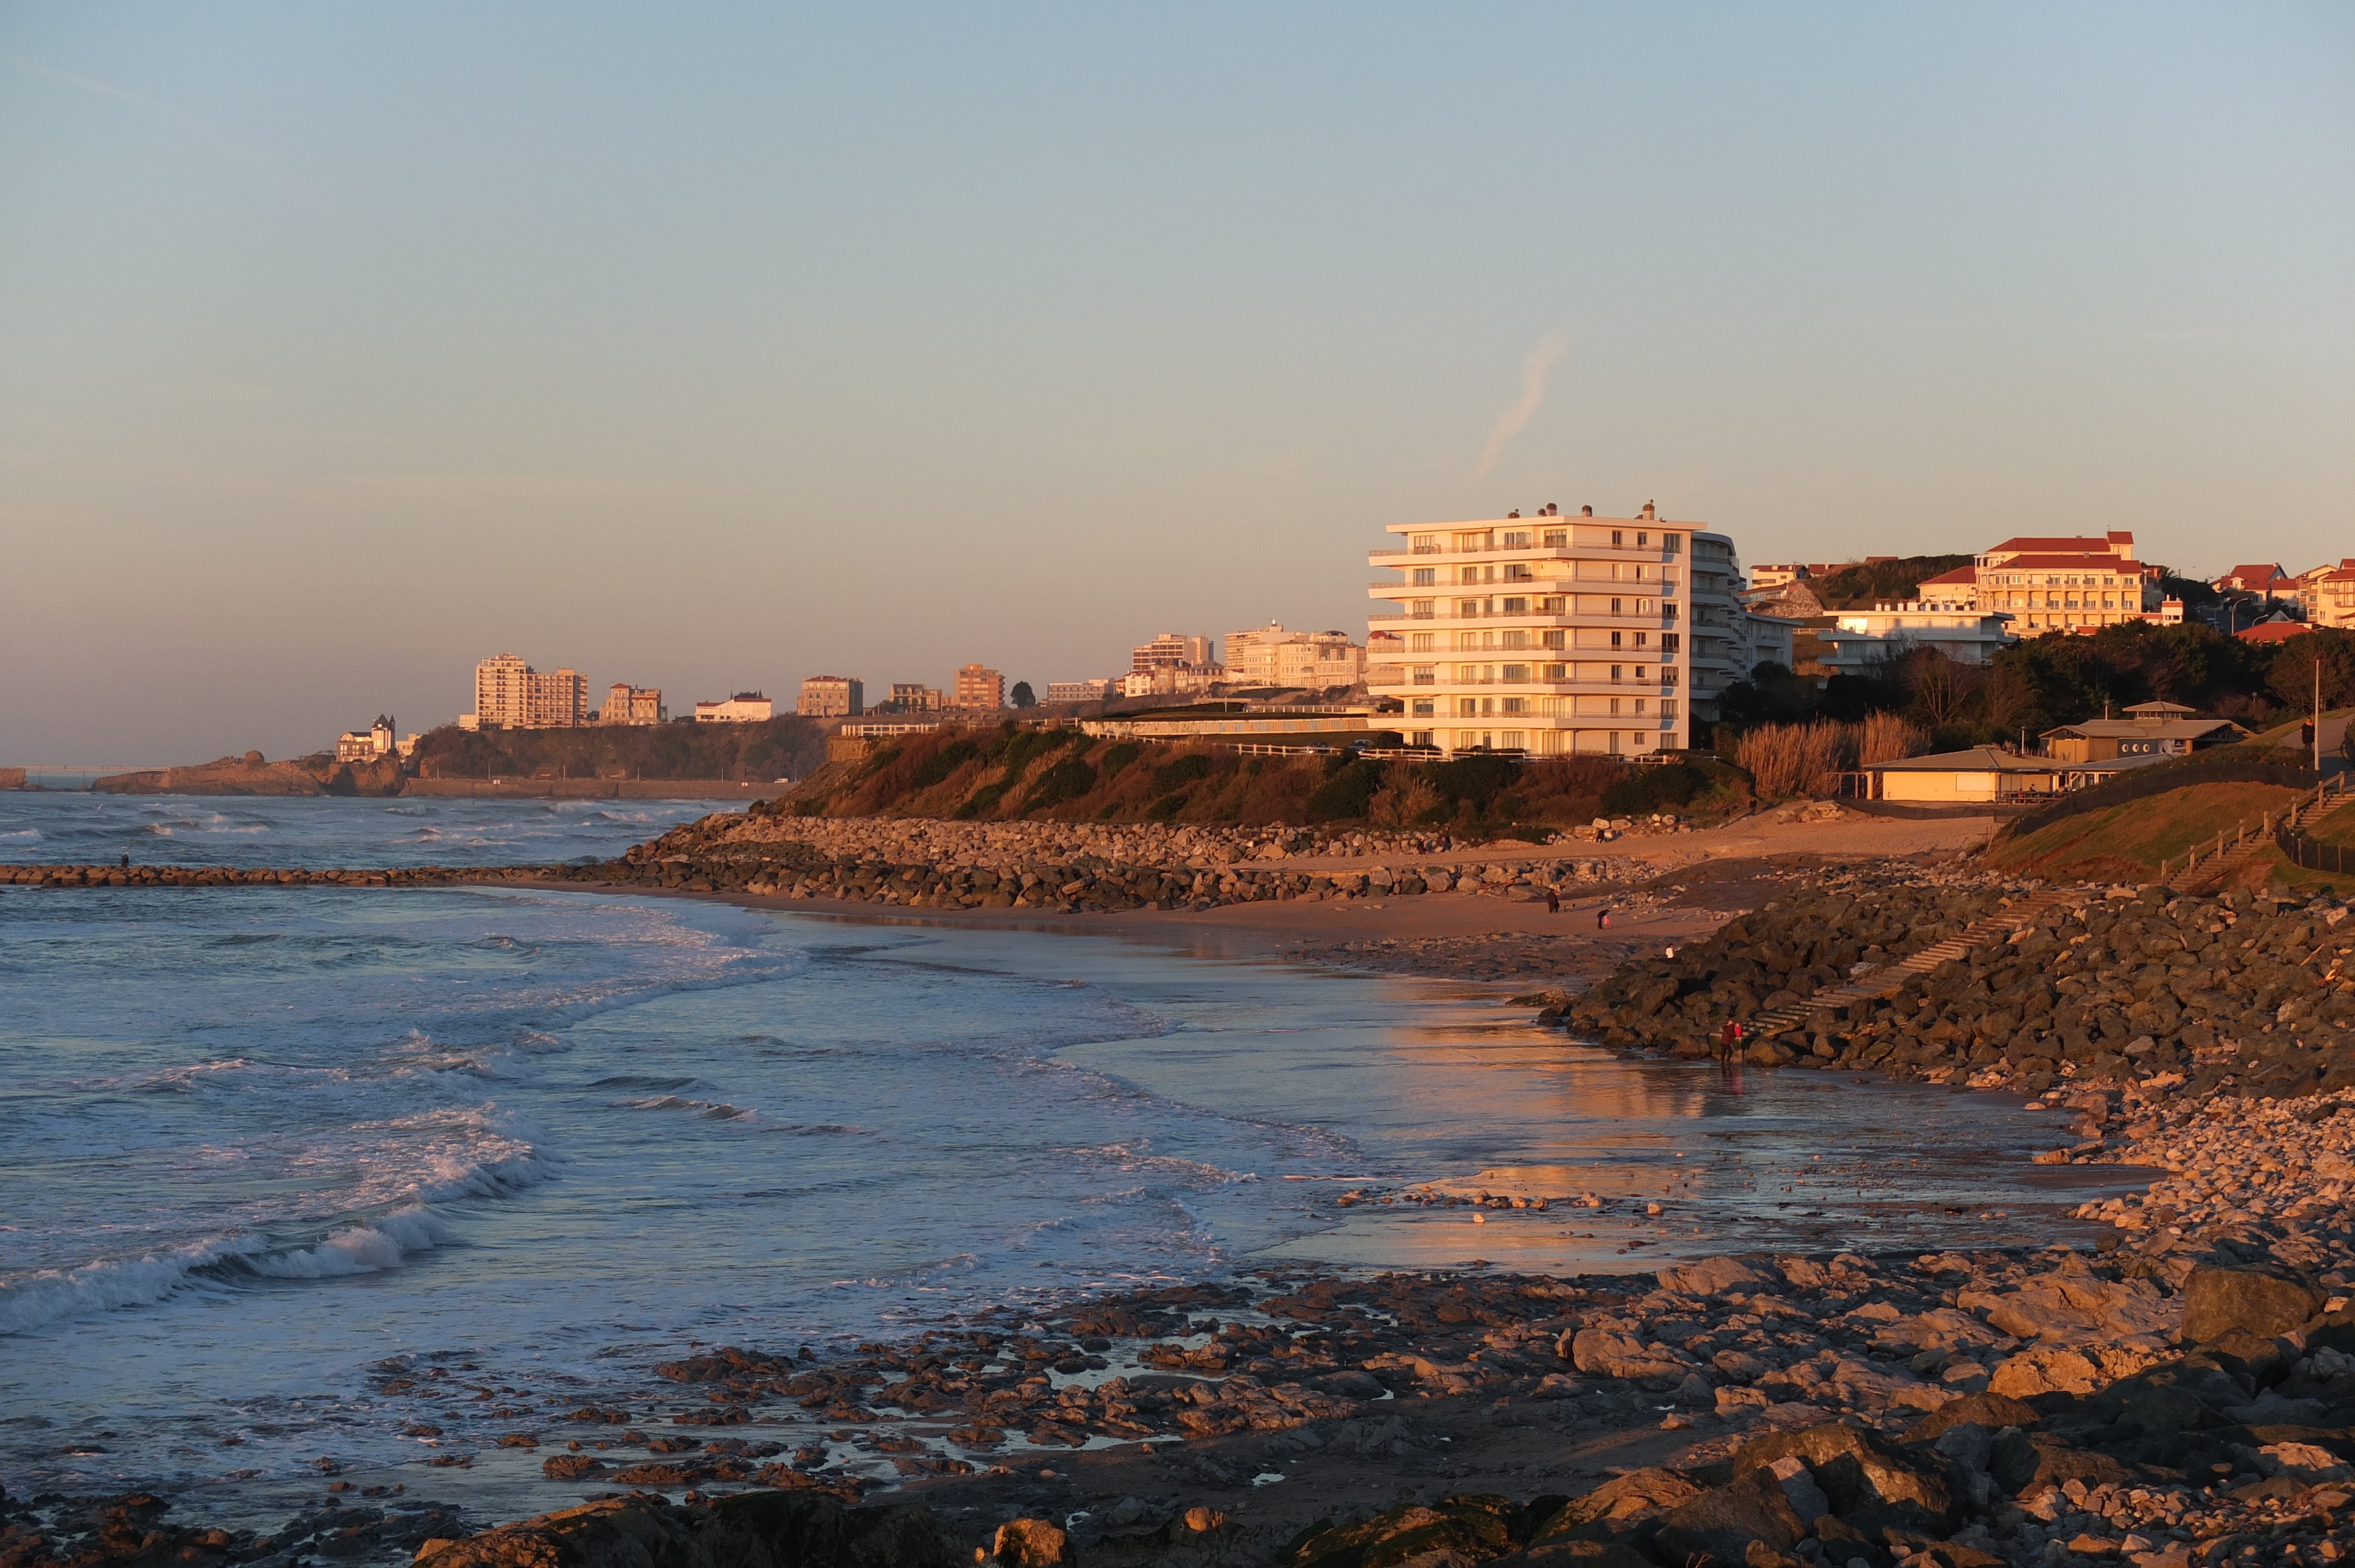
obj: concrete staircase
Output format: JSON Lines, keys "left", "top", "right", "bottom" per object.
{"left": 1747, "top": 886, "right": 2086, "bottom": 1040}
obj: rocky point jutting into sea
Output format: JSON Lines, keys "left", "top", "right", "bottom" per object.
{"left": 9, "top": 792, "right": 2355, "bottom": 1568}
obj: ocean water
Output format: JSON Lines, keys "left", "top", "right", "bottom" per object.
{"left": 0, "top": 791, "right": 721, "bottom": 870}
{"left": 0, "top": 797, "right": 2120, "bottom": 1523}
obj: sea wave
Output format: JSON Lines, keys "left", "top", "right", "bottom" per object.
{"left": 0, "top": 1231, "right": 267, "bottom": 1334}
{"left": 244, "top": 1206, "right": 455, "bottom": 1278}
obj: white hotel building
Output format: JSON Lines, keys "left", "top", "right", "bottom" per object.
{"left": 1366, "top": 506, "right": 1751, "bottom": 755}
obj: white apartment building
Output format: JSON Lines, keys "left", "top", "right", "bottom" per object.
{"left": 1366, "top": 504, "right": 1746, "bottom": 755}
{"left": 797, "top": 676, "right": 864, "bottom": 718}
{"left": 1130, "top": 633, "right": 1215, "bottom": 674}
{"left": 472, "top": 653, "right": 586, "bottom": 729}
{"left": 336, "top": 715, "right": 399, "bottom": 763}
{"left": 1224, "top": 624, "right": 1366, "bottom": 689}
{"left": 1815, "top": 604, "right": 2017, "bottom": 676}
{"left": 1046, "top": 680, "right": 1114, "bottom": 703}
{"left": 694, "top": 692, "right": 774, "bottom": 723}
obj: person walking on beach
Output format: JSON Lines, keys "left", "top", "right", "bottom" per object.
{"left": 1597, "top": 905, "right": 1611, "bottom": 930}
{"left": 1545, "top": 886, "right": 1560, "bottom": 915}
{"left": 1717, "top": 1018, "right": 1737, "bottom": 1062}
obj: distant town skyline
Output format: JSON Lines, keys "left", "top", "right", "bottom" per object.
{"left": 3, "top": 4, "right": 2349, "bottom": 760}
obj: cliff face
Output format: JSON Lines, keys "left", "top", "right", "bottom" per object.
{"left": 92, "top": 753, "right": 404, "bottom": 797}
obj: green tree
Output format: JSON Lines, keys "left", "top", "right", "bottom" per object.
{"left": 1010, "top": 681, "right": 1037, "bottom": 708}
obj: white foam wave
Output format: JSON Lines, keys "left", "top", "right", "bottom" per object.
{"left": 247, "top": 1207, "right": 455, "bottom": 1278}
{"left": 0, "top": 1231, "right": 266, "bottom": 1334}
{"left": 0, "top": 828, "right": 40, "bottom": 839}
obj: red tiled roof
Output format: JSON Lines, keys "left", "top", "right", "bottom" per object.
{"left": 1986, "top": 534, "right": 2131, "bottom": 555}
{"left": 1979, "top": 555, "right": 2145, "bottom": 572}
{"left": 1918, "top": 566, "right": 1978, "bottom": 586}
{"left": 2236, "top": 621, "right": 2313, "bottom": 643}
{"left": 2220, "top": 563, "right": 2291, "bottom": 586}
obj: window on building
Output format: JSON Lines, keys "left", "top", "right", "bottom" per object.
{"left": 1411, "top": 699, "right": 1434, "bottom": 717}
{"left": 1504, "top": 563, "right": 1533, "bottom": 582}
{"left": 1608, "top": 697, "right": 1621, "bottom": 715}
{"left": 1541, "top": 629, "right": 1565, "bottom": 649}
{"left": 1637, "top": 532, "right": 1648, "bottom": 547}
{"left": 1501, "top": 664, "right": 1529, "bottom": 681}
{"left": 1411, "top": 666, "right": 1434, "bottom": 685}
{"left": 1412, "top": 567, "right": 1435, "bottom": 586}
{"left": 1542, "top": 529, "right": 1566, "bottom": 547}
{"left": 1634, "top": 699, "right": 1647, "bottom": 714}
{"left": 1411, "top": 599, "right": 1434, "bottom": 619}
{"left": 1500, "top": 730, "right": 1525, "bottom": 749}
{"left": 1457, "top": 697, "right": 1478, "bottom": 717}
{"left": 1541, "top": 596, "right": 1565, "bottom": 613}
{"left": 1409, "top": 632, "right": 1434, "bottom": 652}
{"left": 1663, "top": 534, "right": 1680, "bottom": 555}
{"left": 1634, "top": 632, "right": 1648, "bottom": 647}
{"left": 1501, "top": 697, "right": 1527, "bottom": 715}
{"left": 1610, "top": 597, "right": 1623, "bottom": 614}
{"left": 1501, "top": 597, "right": 1527, "bottom": 614}
{"left": 1459, "top": 566, "right": 1480, "bottom": 585}
{"left": 1608, "top": 731, "right": 1622, "bottom": 753}
{"left": 1542, "top": 663, "right": 1565, "bottom": 679}
{"left": 1610, "top": 631, "right": 1623, "bottom": 648}
{"left": 1609, "top": 665, "right": 1622, "bottom": 682}
{"left": 1611, "top": 530, "right": 1623, "bottom": 547}
{"left": 1412, "top": 534, "right": 1437, "bottom": 553}
{"left": 1661, "top": 633, "right": 1679, "bottom": 653}
{"left": 1637, "top": 599, "right": 1655, "bottom": 614}
{"left": 1502, "top": 530, "right": 1531, "bottom": 548}
{"left": 1457, "top": 600, "right": 1479, "bottom": 619}
{"left": 1661, "top": 667, "right": 1677, "bottom": 687}
{"left": 1661, "top": 700, "right": 1677, "bottom": 719}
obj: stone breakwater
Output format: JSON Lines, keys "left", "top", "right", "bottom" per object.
{"left": 37, "top": 1241, "right": 2355, "bottom": 1567}
{"left": 598, "top": 810, "right": 1659, "bottom": 913}
{"left": 1567, "top": 868, "right": 2355, "bottom": 1093}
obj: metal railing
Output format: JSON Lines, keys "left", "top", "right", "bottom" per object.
{"left": 2162, "top": 773, "right": 2349, "bottom": 882}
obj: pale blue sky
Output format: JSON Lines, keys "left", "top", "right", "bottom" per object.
{"left": 3, "top": 4, "right": 2350, "bottom": 761}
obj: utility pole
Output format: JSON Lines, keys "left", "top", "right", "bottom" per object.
{"left": 2318, "top": 655, "right": 2326, "bottom": 774}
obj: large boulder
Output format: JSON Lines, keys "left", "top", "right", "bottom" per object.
{"left": 2181, "top": 1263, "right": 2327, "bottom": 1345}
{"left": 1730, "top": 1422, "right": 1953, "bottom": 1535}
{"left": 1958, "top": 1256, "right": 2177, "bottom": 1344}
{"left": 1525, "top": 1469, "right": 1703, "bottom": 1553}
{"left": 990, "top": 1519, "right": 1073, "bottom": 1568}
{"left": 1900, "top": 1391, "right": 2041, "bottom": 1445}
{"left": 414, "top": 1493, "right": 954, "bottom": 1568}
{"left": 1655, "top": 1257, "right": 1774, "bottom": 1298}
{"left": 1287, "top": 1495, "right": 1523, "bottom": 1568}
{"left": 1568, "top": 1326, "right": 1690, "bottom": 1382}
{"left": 1651, "top": 1468, "right": 1809, "bottom": 1567}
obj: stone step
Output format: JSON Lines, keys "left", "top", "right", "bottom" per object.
{"left": 1749, "top": 886, "right": 2082, "bottom": 1038}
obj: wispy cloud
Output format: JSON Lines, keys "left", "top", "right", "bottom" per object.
{"left": 1472, "top": 331, "right": 1570, "bottom": 481}
{"left": 4, "top": 57, "right": 311, "bottom": 199}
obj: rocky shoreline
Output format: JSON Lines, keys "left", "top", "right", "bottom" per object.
{"left": 17, "top": 823, "right": 2355, "bottom": 1566}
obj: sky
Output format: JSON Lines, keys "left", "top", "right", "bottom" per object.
{"left": 2, "top": 3, "right": 2350, "bottom": 763}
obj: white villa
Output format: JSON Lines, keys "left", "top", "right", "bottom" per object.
{"left": 1365, "top": 504, "right": 1754, "bottom": 755}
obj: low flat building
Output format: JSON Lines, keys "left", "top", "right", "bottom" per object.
{"left": 798, "top": 675, "right": 864, "bottom": 718}
{"left": 694, "top": 692, "right": 774, "bottom": 723}
{"left": 887, "top": 683, "right": 944, "bottom": 711}
{"left": 1120, "top": 665, "right": 1222, "bottom": 698}
{"left": 1861, "top": 746, "right": 2068, "bottom": 803}
{"left": 2041, "top": 702, "right": 2247, "bottom": 762}
{"left": 1045, "top": 680, "right": 1115, "bottom": 703}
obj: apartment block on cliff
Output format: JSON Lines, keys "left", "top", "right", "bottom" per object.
{"left": 797, "top": 675, "right": 864, "bottom": 718}
{"left": 472, "top": 653, "right": 587, "bottom": 729}
{"left": 1921, "top": 533, "right": 2162, "bottom": 633}
{"left": 954, "top": 664, "right": 1006, "bottom": 710}
{"left": 1366, "top": 503, "right": 1749, "bottom": 756}
{"left": 601, "top": 684, "right": 664, "bottom": 725}
{"left": 1224, "top": 624, "right": 1365, "bottom": 690}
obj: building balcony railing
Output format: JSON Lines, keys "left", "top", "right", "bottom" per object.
{"left": 1368, "top": 673, "right": 1677, "bottom": 693}
{"left": 1367, "top": 541, "right": 1694, "bottom": 562}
